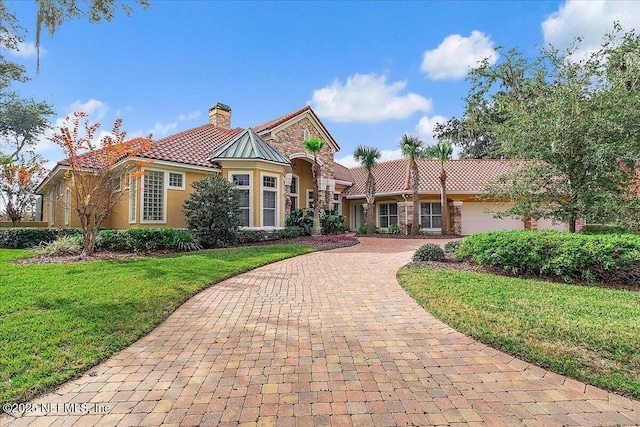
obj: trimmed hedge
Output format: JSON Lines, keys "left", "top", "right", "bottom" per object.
{"left": 2, "top": 226, "right": 310, "bottom": 251}
{"left": 235, "top": 227, "right": 307, "bottom": 245}
{"left": 0, "top": 228, "right": 81, "bottom": 249}
{"left": 95, "top": 228, "right": 200, "bottom": 252}
{"left": 456, "top": 230, "right": 640, "bottom": 284}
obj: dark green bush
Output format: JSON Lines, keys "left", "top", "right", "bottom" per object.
{"left": 413, "top": 243, "right": 445, "bottom": 261}
{"left": 456, "top": 230, "right": 640, "bottom": 284}
{"left": 321, "top": 210, "right": 346, "bottom": 234}
{"left": 0, "top": 228, "right": 83, "bottom": 249}
{"left": 286, "top": 208, "right": 313, "bottom": 235}
{"left": 444, "top": 240, "right": 461, "bottom": 254}
{"left": 356, "top": 225, "right": 367, "bottom": 235}
{"left": 183, "top": 175, "right": 240, "bottom": 248}
{"left": 387, "top": 224, "right": 402, "bottom": 234}
{"left": 287, "top": 208, "right": 346, "bottom": 235}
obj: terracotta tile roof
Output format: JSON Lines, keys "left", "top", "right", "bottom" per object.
{"left": 253, "top": 106, "right": 313, "bottom": 133}
{"left": 333, "top": 163, "right": 354, "bottom": 183}
{"left": 142, "top": 124, "right": 243, "bottom": 168}
{"left": 56, "top": 137, "right": 150, "bottom": 169}
{"left": 342, "top": 158, "right": 522, "bottom": 197}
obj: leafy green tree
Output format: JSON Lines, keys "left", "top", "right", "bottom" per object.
{"left": 472, "top": 25, "right": 640, "bottom": 231}
{"left": 434, "top": 48, "right": 537, "bottom": 159}
{"left": 33, "top": 0, "right": 149, "bottom": 70}
{"left": 399, "top": 134, "right": 425, "bottom": 236}
{"left": 183, "top": 174, "right": 240, "bottom": 248}
{"left": 302, "top": 137, "right": 326, "bottom": 236}
{"left": 0, "top": 96, "right": 53, "bottom": 164}
{"left": 353, "top": 145, "right": 380, "bottom": 234}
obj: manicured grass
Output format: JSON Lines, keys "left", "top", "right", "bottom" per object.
{"left": 0, "top": 245, "right": 314, "bottom": 406}
{"left": 397, "top": 267, "right": 640, "bottom": 399}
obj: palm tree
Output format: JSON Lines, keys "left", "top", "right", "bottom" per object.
{"left": 433, "top": 141, "right": 453, "bottom": 234}
{"left": 303, "top": 137, "right": 326, "bottom": 236}
{"left": 353, "top": 145, "right": 381, "bottom": 234}
{"left": 399, "top": 134, "right": 425, "bottom": 236}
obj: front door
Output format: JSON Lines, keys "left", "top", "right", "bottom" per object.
{"left": 350, "top": 201, "right": 365, "bottom": 230}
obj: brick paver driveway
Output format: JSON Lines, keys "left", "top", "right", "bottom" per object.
{"left": 2, "top": 237, "right": 639, "bottom": 426}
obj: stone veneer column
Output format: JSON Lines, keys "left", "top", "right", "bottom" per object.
{"left": 450, "top": 201, "right": 463, "bottom": 236}
{"left": 284, "top": 173, "right": 293, "bottom": 220}
{"left": 406, "top": 202, "right": 415, "bottom": 235}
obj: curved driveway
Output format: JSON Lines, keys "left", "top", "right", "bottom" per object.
{"left": 2, "top": 238, "right": 639, "bottom": 426}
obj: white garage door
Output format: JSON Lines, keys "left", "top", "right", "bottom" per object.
{"left": 537, "top": 218, "right": 567, "bottom": 232}
{"left": 461, "top": 202, "right": 523, "bottom": 235}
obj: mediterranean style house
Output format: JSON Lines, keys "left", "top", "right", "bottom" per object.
{"left": 36, "top": 103, "right": 566, "bottom": 235}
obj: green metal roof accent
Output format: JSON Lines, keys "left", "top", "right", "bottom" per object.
{"left": 209, "top": 102, "right": 231, "bottom": 112}
{"left": 209, "top": 128, "right": 291, "bottom": 165}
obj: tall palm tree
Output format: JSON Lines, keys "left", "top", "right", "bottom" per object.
{"left": 433, "top": 141, "right": 453, "bottom": 234}
{"left": 303, "top": 137, "right": 326, "bottom": 236}
{"left": 353, "top": 145, "right": 381, "bottom": 234}
{"left": 399, "top": 134, "right": 425, "bottom": 236}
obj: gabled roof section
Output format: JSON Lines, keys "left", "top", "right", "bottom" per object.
{"left": 254, "top": 105, "right": 340, "bottom": 153}
{"left": 334, "top": 163, "right": 354, "bottom": 184}
{"left": 343, "top": 158, "right": 522, "bottom": 197}
{"left": 143, "top": 124, "right": 242, "bottom": 168}
{"left": 209, "top": 128, "right": 291, "bottom": 165}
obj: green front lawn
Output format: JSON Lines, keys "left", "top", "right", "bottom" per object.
{"left": 0, "top": 245, "right": 314, "bottom": 407}
{"left": 398, "top": 267, "right": 640, "bottom": 399}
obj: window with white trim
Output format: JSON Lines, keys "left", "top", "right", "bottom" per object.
{"left": 232, "top": 173, "right": 250, "bottom": 227}
{"left": 307, "top": 189, "right": 314, "bottom": 209}
{"left": 378, "top": 202, "right": 398, "bottom": 228}
{"left": 303, "top": 128, "right": 310, "bottom": 140}
{"left": 142, "top": 170, "right": 165, "bottom": 222}
{"left": 129, "top": 176, "right": 137, "bottom": 223}
{"left": 112, "top": 175, "right": 121, "bottom": 193}
{"left": 168, "top": 172, "right": 184, "bottom": 189}
{"left": 420, "top": 202, "right": 442, "bottom": 229}
{"left": 290, "top": 175, "right": 299, "bottom": 210}
{"left": 332, "top": 193, "right": 342, "bottom": 214}
{"left": 64, "top": 188, "right": 70, "bottom": 226}
{"left": 262, "top": 174, "right": 278, "bottom": 227}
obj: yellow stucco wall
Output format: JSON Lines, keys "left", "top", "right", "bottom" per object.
{"left": 219, "top": 160, "right": 290, "bottom": 228}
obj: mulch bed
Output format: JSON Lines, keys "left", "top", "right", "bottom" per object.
{"left": 356, "top": 233, "right": 462, "bottom": 240}
{"left": 11, "top": 235, "right": 360, "bottom": 266}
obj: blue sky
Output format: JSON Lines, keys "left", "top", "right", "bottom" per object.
{"left": 5, "top": 0, "right": 640, "bottom": 169}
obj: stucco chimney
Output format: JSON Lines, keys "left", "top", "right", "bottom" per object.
{"left": 209, "top": 102, "right": 231, "bottom": 129}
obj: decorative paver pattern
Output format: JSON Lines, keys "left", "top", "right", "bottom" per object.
{"left": 2, "top": 238, "right": 639, "bottom": 426}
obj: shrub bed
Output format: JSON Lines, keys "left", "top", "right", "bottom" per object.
{"left": 0, "top": 228, "right": 81, "bottom": 249}
{"left": 456, "top": 230, "right": 640, "bottom": 284}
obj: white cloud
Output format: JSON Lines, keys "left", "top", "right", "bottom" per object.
{"left": 148, "top": 121, "right": 178, "bottom": 137}
{"left": 9, "top": 41, "right": 46, "bottom": 59}
{"left": 415, "top": 115, "right": 447, "bottom": 143}
{"left": 68, "top": 99, "right": 109, "bottom": 121}
{"left": 421, "top": 31, "right": 498, "bottom": 80}
{"left": 542, "top": 1, "right": 640, "bottom": 58}
{"left": 336, "top": 148, "right": 405, "bottom": 168}
{"left": 178, "top": 111, "right": 201, "bottom": 122}
{"left": 141, "top": 111, "right": 201, "bottom": 138}
{"left": 309, "top": 73, "right": 432, "bottom": 123}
